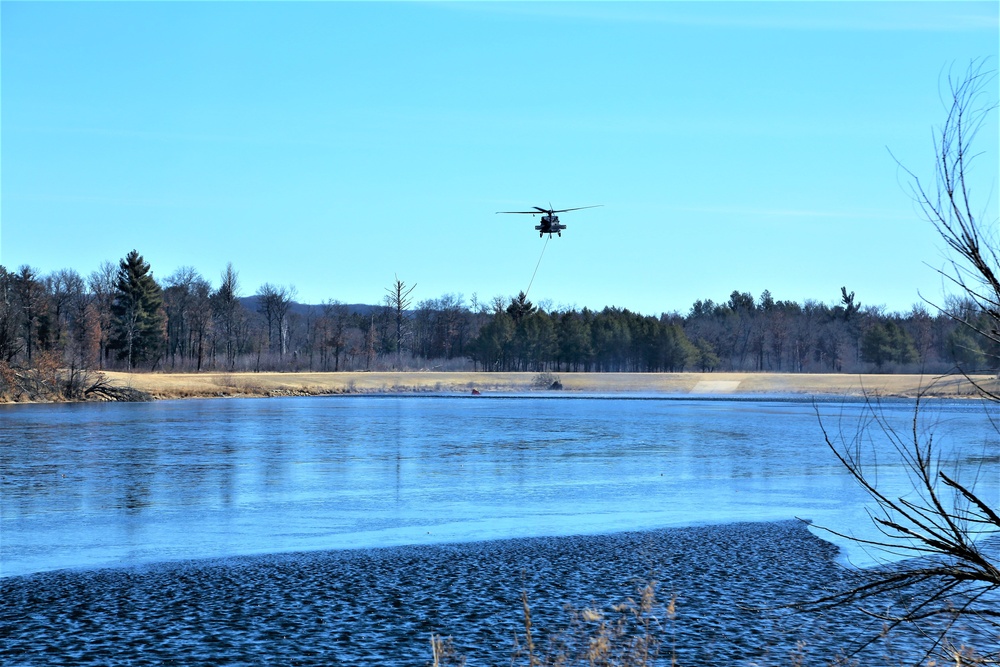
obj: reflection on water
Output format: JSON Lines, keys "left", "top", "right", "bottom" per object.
{"left": 2, "top": 394, "right": 996, "bottom": 578}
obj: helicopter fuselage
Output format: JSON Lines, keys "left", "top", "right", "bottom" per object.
{"left": 535, "top": 214, "right": 566, "bottom": 237}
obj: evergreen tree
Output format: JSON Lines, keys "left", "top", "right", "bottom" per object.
{"left": 211, "top": 262, "right": 243, "bottom": 369}
{"left": 12, "top": 266, "right": 44, "bottom": 363}
{"left": 860, "top": 323, "right": 893, "bottom": 370}
{"left": 518, "top": 311, "right": 556, "bottom": 371}
{"left": 659, "top": 322, "right": 698, "bottom": 372}
{"left": 693, "top": 338, "right": 719, "bottom": 372}
{"left": 860, "top": 321, "right": 916, "bottom": 370}
{"left": 556, "top": 311, "right": 592, "bottom": 371}
{"left": 0, "top": 266, "right": 21, "bottom": 362}
{"left": 945, "top": 326, "right": 986, "bottom": 370}
{"left": 468, "top": 311, "right": 513, "bottom": 371}
{"left": 885, "top": 320, "right": 917, "bottom": 366}
{"left": 506, "top": 292, "right": 535, "bottom": 323}
{"left": 110, "top": 250, "right": 165, "bottom": 370}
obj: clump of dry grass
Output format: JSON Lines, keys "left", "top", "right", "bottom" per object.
{"left": 430, "top": 635, "right": 466, "bottom": 667}
{"left": 531, "top": 372, "right": 563, "bottom": 390}
{"left": 516, "top": 582, "right": 664, "bottom": 667}
{"left": 432, "top": 582, "right": 672, "bottom": 667}
{"left": 213, "top": 374, "right": 266, "bottom": 396}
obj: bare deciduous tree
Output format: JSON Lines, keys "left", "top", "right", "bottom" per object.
{"left": 385, "top": 275, "right": 416, "bottom": 368}
{"left": 46, "top": 268, "right": 86, "bottom": 352}
{"left": 88, "top": 260, "right": 117, "bottom": 369}
{"left": 809, "top": 60, "right": 999, "bottom": 665}
{"left": 894, "top": 59, "right": 1000, "bottom": 386}
{"left": 809, "top": 393, "right": 999, "bottom": 664}
{"left": 256, "top": 283, "right": 297, "bottom": 361}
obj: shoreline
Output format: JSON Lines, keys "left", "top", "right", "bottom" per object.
{"left": 2, "top": 517, "right": 808, "bottom": 580}
{"left": 3, "top": 521, "right": 870, "bottom": 665}
{"left": 87, "top": 370, "right": 991, "bottom": 401}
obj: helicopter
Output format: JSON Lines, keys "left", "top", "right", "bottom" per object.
{"left": 496, "top": 205, "right": 602, "bottom": 238}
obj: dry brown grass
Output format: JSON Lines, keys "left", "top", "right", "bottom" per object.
{"left": 91, "top": 370, "right": 992, "bottom": 401}
{"left": 432, "top": 582, "right": 669, "bottom": 667}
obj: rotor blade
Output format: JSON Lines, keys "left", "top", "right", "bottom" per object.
{"left": 550, "top": 205, "right": 603, "bottom": 213}
{"left": 496, "top": 211, "right": 542, "bottom": 215}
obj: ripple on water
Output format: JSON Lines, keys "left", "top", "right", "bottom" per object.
{"left": 0, "top": 521, "right": 980, "bottom": 666}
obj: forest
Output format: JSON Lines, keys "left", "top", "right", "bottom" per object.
{"left": 0, "top": 249, "right": 992, "bottom": 394}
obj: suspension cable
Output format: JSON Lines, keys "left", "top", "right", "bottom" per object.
{"left": 524, "top": 235, "right": 550, "bottom": 300}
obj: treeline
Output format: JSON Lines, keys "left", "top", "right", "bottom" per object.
{"left": 0, "top": 251, "right": 993, "bottom": 389}
{"left": 468, "top": 288, "right": 991, "bottom": 374}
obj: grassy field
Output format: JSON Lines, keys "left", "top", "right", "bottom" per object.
{"left": 97, "top": 370, "right": 992, "bottom": 400}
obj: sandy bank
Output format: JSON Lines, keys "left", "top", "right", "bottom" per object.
{"left": 97, "top": 370, "right": 992, "bottom": 401}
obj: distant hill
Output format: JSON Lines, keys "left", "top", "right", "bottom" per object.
{"left": 238, "top": 296, "right": 379, "bottom": 317}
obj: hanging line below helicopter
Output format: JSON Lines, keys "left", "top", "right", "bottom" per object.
{"left": 524, "top": 235, "right": 550, "bottom": 300}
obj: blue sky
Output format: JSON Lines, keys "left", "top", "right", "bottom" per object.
{"left": 2, "top": 2, "right": 997, "bottom": 316}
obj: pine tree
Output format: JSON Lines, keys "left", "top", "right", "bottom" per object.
{"left": 860, "top": 323, "right": 893, "bottom": 370}
{"left": 110, "top": 250, "right": 165, "bottom": 370}
{"left": 211, "top": 262, "right": 243, "bottom": 369}
{"left": 505, "top": 291, "right": 535, "bottom": 323}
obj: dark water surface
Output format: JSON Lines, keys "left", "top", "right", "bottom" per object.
{"left": 2, "top": 394, "right": 997, "bottom": 664}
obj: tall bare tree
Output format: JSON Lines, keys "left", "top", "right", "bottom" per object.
{"left": 256, "top": 283, "right": 296, "bottom": 360}
{"left": 88, "top": 260, "right": 117, "bottom": 369}
{"left": 164, "top": 267, "right": 209, "bottom": 369}
{"left": 188, "top": 278, "right": 213, "bottom": 372}
{"left": 45, "top": 269, "right": 86, "bottom": 353}
{"left": 273, "top": 285, "right": 297, "bottom": 359}
{"left": 894, "top": 59, "right": 1000, "bottom": 385}
{"left": 808, "top": 61, "right": 999, "bottom": 665}
{"left": 385, "top": 275, "right": 416, "bottom": 368}
{"left": 53, "top": 269, "right": 96, "bottom": 371}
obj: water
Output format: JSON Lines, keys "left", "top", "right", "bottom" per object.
{"left": 1, "top": 394, "right": 997, "bottom": 665}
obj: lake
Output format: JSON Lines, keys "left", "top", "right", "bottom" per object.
{"left": 1, "top": 394, "right": 997, "bottom": 665}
